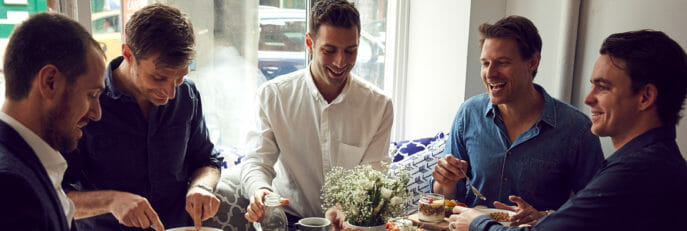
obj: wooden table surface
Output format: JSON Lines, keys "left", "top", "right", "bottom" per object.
{"left": 407, "top": 214, "right": 450, "bottom": 231}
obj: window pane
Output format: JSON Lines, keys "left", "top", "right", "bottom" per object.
{"left": 258, "top": 5, "right": 307, "bottom": 80}
{"left": 141, "top": 1, "right": 305, "bottom": 165}
{"left": 0, "top": 0, "right": 48, "bottom": 106}
{"left": 106, "top": 0, "right": 389, "bottom": 167}
{"left": 91, "top": 0, "right": 122, "bottom": 61}
{"left": 350, "top": 0, "right": 387, "bottom": 88}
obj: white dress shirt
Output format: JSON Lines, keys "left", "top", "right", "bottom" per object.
{"left": 0, "top": 112, "right": 75, "bottom": 227}
{"left": 241, "top": 65, "right": 393, "bottom": 218}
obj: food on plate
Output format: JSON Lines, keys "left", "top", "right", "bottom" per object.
{"left": 443, "top": 199, "right": 467, "bottom": 217}
{"left": 488, "top": 212, "right": 511, "bottom": 221}
{"left": 417, "top": 194, "right": 444, "bottom": 222}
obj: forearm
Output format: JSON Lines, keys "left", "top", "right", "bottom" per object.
{"left": 189, "top": 166, "right": 221, "bottom": 192}
{"left": 67, "top": 190, "right": 117, "bottom": 219}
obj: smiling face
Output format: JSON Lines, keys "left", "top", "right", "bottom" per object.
{"left": 480, "top": 38, "right": 539, "bottom": 105}
{"left": 306, "top": 23, "right": 359, "bottom": 89}
{"left": 584, "top": 55, "right": 641, "bottom": 141}
{"left": 46, "top": 47, "right": 106, "bottom": 152}
{"left": 130, "top": 54, "right": 188, "bottom": 106}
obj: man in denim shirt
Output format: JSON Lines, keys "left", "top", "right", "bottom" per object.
{"left": 449, "top": 30, "right": 687, "bottom": 231}
{"left": 62, "top": 4, "right": 222, "bottom": 231}
{"left": 432, "top": 16, "right": 603, "bottom": 225}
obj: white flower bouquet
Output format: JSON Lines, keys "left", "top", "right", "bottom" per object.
{"left": 321, "top": 164, "right": 411, "bottom": 227}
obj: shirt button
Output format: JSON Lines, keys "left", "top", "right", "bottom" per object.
{"left": 503, "top": 178, "right": 508, "bottom": 182}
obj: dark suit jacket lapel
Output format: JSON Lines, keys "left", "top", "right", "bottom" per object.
{"left": 0, "top": 120, "right": 70, "bottom": 230}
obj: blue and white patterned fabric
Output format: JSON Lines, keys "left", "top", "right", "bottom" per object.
{"left": 389, "top": 132, "right": 448, "bottom": 212}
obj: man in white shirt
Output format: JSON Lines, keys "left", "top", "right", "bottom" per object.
{"left": 0, "top": 13, "right": 105, "bottom": 230}
{"left": 241, "top": 0, "right": 393, "bottom": 229}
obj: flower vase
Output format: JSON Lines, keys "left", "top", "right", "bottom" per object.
{"left": 345, "top": 221, "right": 386, "bottom": 231}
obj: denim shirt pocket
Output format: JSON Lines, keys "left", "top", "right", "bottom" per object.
{"left": 337, "top": 142, "right": 365, "bottom": 169}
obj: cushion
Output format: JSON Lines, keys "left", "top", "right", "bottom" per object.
{"left": 389, "top": 132, "right": 448, "bottom": 212}
{"left": 217, "top": 146, "right": 247, "bottom": 171}
{"left": 203, "top": 166, "right": 254, "bottom": 231}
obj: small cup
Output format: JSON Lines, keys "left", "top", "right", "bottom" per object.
{"left": 296, "top": 217, "right": 331, "bottom": 231}
{"left": 418, "top": 193, "right": 444, "bottom": 223}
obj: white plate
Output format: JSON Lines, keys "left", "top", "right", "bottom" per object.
{"left": 475, "top": 208, "right": 515, "bottom": 227}
{"left": 166, "top": 227, "right": 223, "bottom": 231}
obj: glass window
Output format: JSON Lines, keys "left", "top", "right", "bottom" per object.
{"left": 90, "top": 0, "right": 122, "bottom": 61}
{"left": 0, "top": 0, "right": 49, "bottom": 106}
{"left": 350, "top": 0, "right": 387, "bottom": 88}
{"left": 93, "top": 0, "right": 389, "bottom": 167}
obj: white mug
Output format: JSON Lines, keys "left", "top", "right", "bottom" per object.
{"left": 296, "top": 217, "right": 331, "bottom": 231}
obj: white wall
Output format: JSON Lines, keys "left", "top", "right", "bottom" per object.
{"left": 506, "top": 0, "right": 580, "bottom": 103}
{"left": 463, "top": 0, "right": 506, "bottom": 99}
{"left": 570, "top": 0, "right": 687, "bottom": 158}
{"left": 401, "top": 0, "right": 470, "bottom": 139}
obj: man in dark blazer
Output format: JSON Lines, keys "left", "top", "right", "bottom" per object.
{"left": 0, "top": 13, "right": 105, "bottom": 230}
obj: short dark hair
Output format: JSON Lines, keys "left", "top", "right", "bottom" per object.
{"left": 125, "top": 3, "right": 195, "bottom": 68}
{"left": 3, "top": 12, "right": 103, "bottom": 100}
{"left": 478, "top": 15, "right": 542, "bottom": 78}
{"left": 600, "top": 30, "right": 687, "bottom": 126}
{"left": 309, "top": 0, "right": 360, "bottom": 39}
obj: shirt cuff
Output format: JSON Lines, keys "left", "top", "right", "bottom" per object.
{"left": 470, "top": 215, "right": 502, "bottom": 231}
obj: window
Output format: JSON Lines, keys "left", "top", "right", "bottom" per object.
{"left": 88, "top": 0, "right": 390, "bottom": 166}
{"left": 90, "top": 0, "right": 122, "bottom": 61}
{"left": 0, "top": 0, "right": 49, "bottom": 106}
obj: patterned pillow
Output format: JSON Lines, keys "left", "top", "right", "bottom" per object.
{"left": 217, "top": 146, "right": 247, "bottom": 170}
{"left": 389, "top": 132, "right": 448, "bottom": 212}
{"left": 204, "top": 167, "right": 254, "bottom": 231}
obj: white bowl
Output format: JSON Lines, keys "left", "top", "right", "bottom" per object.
{"left": 166, "top": 226, "right": 223, "bottom": 231}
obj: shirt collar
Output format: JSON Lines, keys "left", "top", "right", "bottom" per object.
{"left": 0, "top": 112, "right": 66, "bottom": 177}
{"left": 612, "top": 126, "right": 676, "bottom": 158}
{"left": 484, "top": 84, "right": 558, "bottom": 128}
{"left": 304, "top": 63, "right": 352, "bottom": 105}
{"left": 104, "top": 56, "right": 127, "bottom": 100}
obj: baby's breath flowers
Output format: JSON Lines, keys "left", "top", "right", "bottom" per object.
{"left": 321, "top": 164, "right": 411, "bottom": 226}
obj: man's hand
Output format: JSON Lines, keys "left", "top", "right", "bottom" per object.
{"left": 244, "top": 189, "right": 290, "bottom": 222}
{"left": 432, "top": 155, "right": 468, "bottom": 186}
{"left": 493, "top": 195, "right": 545, "bottom": 226}
{"left": 325, "top": 205, "right": 345, "bottom": 231}
{"left": 448, "top": 206, "right": 486, "bottom": 231}
{"left": 110, "top": 191, "right": 165, "bottom": 231}
{"left": 186, "top": 186, "right": 221, "bottom": 230}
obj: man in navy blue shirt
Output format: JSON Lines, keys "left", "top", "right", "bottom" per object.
{"left": 62, "top": 4, "right": 222, "bottom": 231}
{"left": 450, "top": 30, "right": 687, "bottom": 231}
{"left": 432, "top": 15, "right": 603, "bottom": 224}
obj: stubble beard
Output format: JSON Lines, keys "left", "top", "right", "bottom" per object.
{"left": 44, "top": 90, "right": 78, "bottom": 153}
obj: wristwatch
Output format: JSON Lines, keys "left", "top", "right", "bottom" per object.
{"left": 545, "top": 209, "right": 556, "bottom": 216}
{"left": 191, "top": 183, "right": 216, "bottom": 193}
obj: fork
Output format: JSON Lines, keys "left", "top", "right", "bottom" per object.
{"left": 458, "top": 168, "right": 487, "bottom": 201}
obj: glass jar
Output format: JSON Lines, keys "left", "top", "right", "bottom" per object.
{"left": 417, "top": 193, "right": 444, "bottom": 223}
{"left": 255, "top": 193, "right": 288, "bottom": 231}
